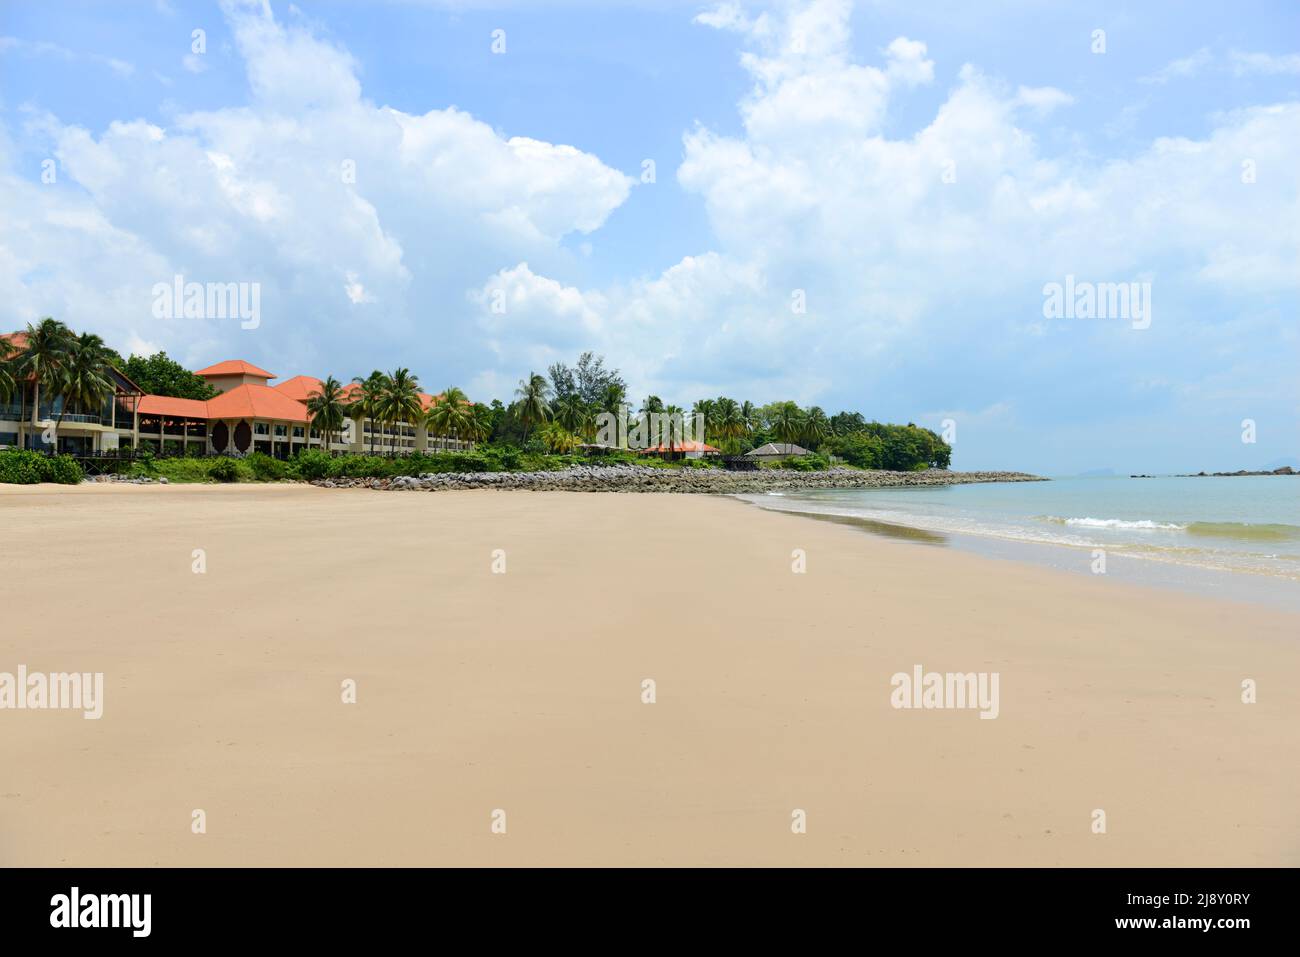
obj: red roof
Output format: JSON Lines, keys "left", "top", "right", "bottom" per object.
{"left": 195, "top": 359, "right": 275, "bottom": 379}
{"left": 636, "top": 441, "right": 721, "bottom": 454}
{"left": 138, "top": 395, "right": 211, "bottom": 418}
{"left": 2, "top": 331, "right": 30, "bottom": 351}
{"left": 274, "top": 375, "right": 326, "bottom": 403}
{"left": 206, "top": 383, "right": 309, "bottom": 423}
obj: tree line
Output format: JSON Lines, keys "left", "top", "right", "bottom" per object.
{"left": 2, "top": 326, "right": 950, "bottom": 470}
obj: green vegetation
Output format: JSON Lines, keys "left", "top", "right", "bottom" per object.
{"left": 115, "top": 352, "right": 218, "bottom": 400}
{"left": 1, "top": 318, "right": 116, "bottom": 454}
{"left": 1, "top": 323, "right": 950, "bottom": 480}
{"left": 0, "top": 449, "right": 83, "bottom": 484}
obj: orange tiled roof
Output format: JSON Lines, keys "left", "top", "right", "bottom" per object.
{"left": 273, "top": 375, "right": 326, "bottom": 403}
{"left": 636, "top": 441, "right": 721, "bottom": 454}
{"left": 138, "top": 395, "right": 211, "bottom": 418}
{"left": 206, "top": 383, "right": 309, "bottom": 423}
{"left": 195, "top": 359, "right": 275, "bottom": 379}
{"left": 2, "top": 331, "right": 30, "bottom": 351}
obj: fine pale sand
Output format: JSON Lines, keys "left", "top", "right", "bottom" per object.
{"left": 3, "top": 483, "right": 1298, "bottom": 867}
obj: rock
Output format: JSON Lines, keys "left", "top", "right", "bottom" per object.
{"left": 309, "top": 465, "right": 1045, "bottom": 494}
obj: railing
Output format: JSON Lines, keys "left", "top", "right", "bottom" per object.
{"left": 35, "top": 411, "right": 103, "bottom": 425}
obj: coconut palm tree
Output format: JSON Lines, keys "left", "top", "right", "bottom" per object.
{"left": 349, "top": 371, "right": 387, "bottom": 454}
{"left": 540, "top": 421, "right": 579, "bottom": 453}
{"left": 468, "top": 402, "right": 494, "bottom": 446}
{"left": 381, "top": 368, "right": 423, "bottom": 456}
{"left": 54, "top": 332, "right": 115, "bottom": 453}
{"left": 426, "top": 386, "right": 471, "bottom": 451}
{"left": 802, "top": 406, "right": 830, "bottom": 451}
{"left": 714, "top": 397, "right": 744, "bottom": 452}
{"left": 663, "top": 404, "right": 686, "bottom": 456}
{"left": 513, "top": 372, "right": 552, "bottom": 443}
{"left": 692, "top": 398, "right": 716, "bottom": 442}
{"left": 0, "top": 335, "right": 18, "bottom": 407}
{"left": 771, "top": 402, "right": 805, "bottom": 447}
{"left": 306, "top": 376, "right": 348, "bottom": 453}
{"left": 740, "top": 400, "right": 759, "bottom": 438}
{"left": 15, "top": 318, "right": 73, "bottom": 451}
{"left": 554, "top": 393, "right": 591, "bottom": 440}
{"left": 600, "top": 381, "right": 627, "bottom": 417}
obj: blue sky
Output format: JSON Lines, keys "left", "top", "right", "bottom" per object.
{"left": 1, "top": 0, "right": 1297, "bottom": 473}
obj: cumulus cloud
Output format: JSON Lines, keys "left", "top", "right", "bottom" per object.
{"left": 486, "top": 0, "right": 1298, "bottom": 468}
{"left": 2, "top": 0, "right": 1296, "bottom": 472}
{"left": 1, "top": 0, "right": 631, "bottom": 377}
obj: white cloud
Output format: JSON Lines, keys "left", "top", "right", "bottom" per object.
{"left": 1014, "top": 85, "right": 1074, "bottom": 115}
{"left": 1, "top": 0, "right": 630, "bottom": 379}
{"left": 1229, "top": 49, "right": 1300, "bottom": 76}
{"left": 1140, "top": 48, "right": 1212, "bottom": 84}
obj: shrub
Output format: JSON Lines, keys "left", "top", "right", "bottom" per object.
{"left": 41, "top": 454, "right": 85, "bottom": 484}
{"left": 208, "top": 457, "right": 240, "bottom": 482}
{"left": 0, "top": 449, "right": 45, "bottom": 484}
{"left": 293, "top": 448, "right": 334, "bottom": 481}
{"left": 246, "top": 452, "right": 288, "bottom": 481}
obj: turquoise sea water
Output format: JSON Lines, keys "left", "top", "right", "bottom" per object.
{"left": 738, "top": 476, "right": 1300, "bottom": 608}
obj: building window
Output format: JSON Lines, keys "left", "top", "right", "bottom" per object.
{"left": 274, "top": 424, "right": 287, "bottom": 437}
{"left": 292, "top": 426, "right": 304, "bottom": 438}
{"left": 254, "top": 422, "right": 269, "bottom": 436}
{"left": 0, "top": 431, "right": 17, "bottom": 447}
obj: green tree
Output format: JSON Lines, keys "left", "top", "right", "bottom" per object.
{"left": 305, "top": 376, "right": 348, "bottom": 453}
{"left": 513, "top": 372, "right": 552, "bottom": 443}
{"left": 770, "top": 402, "right": 805, "bottom": 447}
{"left": 714, "top": 397, "right": 745, "bottom": 452}
{"left": 60, "top": 333, "right": 115, "bottom": 441}
{"left": 426, "top": 386, "right": 471, "bottom": 450}
{"left": 349, "top": 371, "right": 387, "bottom": 454}
{"left": 554, "top": 392, "right": 592, "bottom": 440}
{"left": 0, "top": 335, "right": 18, "bottom": 406}
{"left": 121, "top": 352, "right": 218, "bottom": 400}
{"left": 381, "top": 368, "right": 423, "bottom": 455}
{"left": 802, "top": 406, "right": 830, "bottom": 450}
{"left": 15, "top": 318, "right": 73, "bottom": 450}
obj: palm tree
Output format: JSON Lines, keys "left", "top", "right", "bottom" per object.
{"left": 426, "top": 386, "right": 471, "bottom": 451}
{"left": 59, "top": 333, "right": 114, "bottom": 446}
{"left": 740, "top": 400, "right": 759, "bottom": 438}
{"left": 513, "top": 372, "right": 552, "bottom": 443}
{"left": 381, "top": 368, "right": 423, "bottom": 456}
{"left": 467, "top": 402, "right": 494, "bottom": 445}
{"left": 600, "top": 382, "right": 626, "bottom": 417}
{"left": 540, "top": 421, "right": 579, "bottom": 453}
{"left": 714, "top": 397, "right": 745, "bottom": 453}
{"left": 349, "top": 371, "right": 387, "bottom": 454}
{"left": 555, "top": 393, "right": 591, "bottom": 440}
{"left": 802, "top": 406, "right": 830, "bottom": 451}
{"left": 0, "top": 336, "right": 18, "bottom": 408}
{"left": 692, "top": 398, "right": 716, "bottom": 443}
{"left": 771, "top": 402, "right": 805, "bottom": 447}
{"left": 663, "top": 404, "right": 685, "bottom": 456}
{"left": 306, "top": 376, "right": 348, "bottom": 453}
{"left": 15, "top": 318, "right": 73, "bottom": 451}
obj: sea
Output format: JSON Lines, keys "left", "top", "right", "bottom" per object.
{"left": 737, "top": 475, "right": 1300, "bottom": 612}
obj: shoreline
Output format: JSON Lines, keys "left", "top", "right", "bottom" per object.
{"left": 4, "top": 483, "right": 1297, "bottom": 866}
{"left": 741, "top": 499, "right": 1300, "bottom": 613}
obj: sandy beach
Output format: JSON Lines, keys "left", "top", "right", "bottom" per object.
{"left": 2, "top": 482, "right": 1297, "bottom": 867}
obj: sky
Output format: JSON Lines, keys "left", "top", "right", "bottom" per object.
{"left": 1, "top": 0, "right": 1297, "bottom": 475}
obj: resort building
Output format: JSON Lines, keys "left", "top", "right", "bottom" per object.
{"left": 0, "top": 332, "right": 144, "bottom": 454}
{"left": 744, "top": 442, "right": 809, "bottom": 463}
{"left": 1, "top": 335, "right": 470, "bottom": 458}
{"left": 636, "top": 439, "right": 721, "bottom": 461}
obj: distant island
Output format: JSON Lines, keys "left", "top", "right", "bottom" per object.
{"left": 1130, "top": 467, "right": 1298, "bottom": 478}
